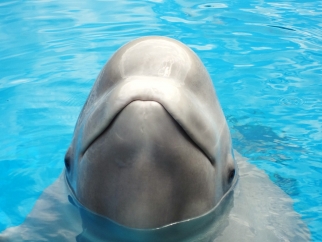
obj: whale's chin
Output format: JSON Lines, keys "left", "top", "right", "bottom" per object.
{"left": 68, "top": 100, "right": 220, "bottom": 229}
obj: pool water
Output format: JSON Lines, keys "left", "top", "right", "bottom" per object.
{"left": 0, "top": 0, "right": 321, "bottom": 241}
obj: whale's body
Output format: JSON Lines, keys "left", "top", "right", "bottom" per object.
{"left": 0, "top": 37, "right": 310, "bottom": 241}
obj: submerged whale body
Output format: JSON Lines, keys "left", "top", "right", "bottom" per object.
{"left": 0, "top": 37, "right": 310, "bottom": 241}
{"left": 0, "top": 154, "right": 310, "bottom": 241}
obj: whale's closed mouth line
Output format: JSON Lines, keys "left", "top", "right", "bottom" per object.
{"left": 76, "top": 78, "right": 220, "bottom": 167}
{"left": 82, "top": 99, "right": 214, "bottom": 167}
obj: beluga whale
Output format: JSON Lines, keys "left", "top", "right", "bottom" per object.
{"left": 64, "top": 36, "right": 238, "bottom": 229}
{"left": 0, "top": 37, "right": 310, "bottom": 242}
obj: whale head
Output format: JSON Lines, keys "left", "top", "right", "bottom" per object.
{"left": 64, "top": 36, "right": 237, "bottom": 229}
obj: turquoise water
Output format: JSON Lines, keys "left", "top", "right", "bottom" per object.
{"left": 0, "top": 0, "right": 321, "bottom": 241}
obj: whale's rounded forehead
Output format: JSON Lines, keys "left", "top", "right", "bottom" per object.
{"left": 119, "top": 37, "right": 193, "bottom": 84}
{"left": 89, "top": 36, "right": 216, "bottom": 111}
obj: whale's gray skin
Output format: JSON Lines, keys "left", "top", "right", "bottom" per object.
{"left": 0, "top": 152, "right": 310, "bottom": 241}
{"left": 64, "top": 36, "right": 237, "bottom": 229}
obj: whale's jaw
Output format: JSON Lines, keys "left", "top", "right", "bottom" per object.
{"left": 74, "top": 100, "right": 218, "bottom": 229}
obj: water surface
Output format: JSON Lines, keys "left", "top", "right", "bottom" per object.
{"left": 0, "top": 0, "right": 321, "bottom": 240}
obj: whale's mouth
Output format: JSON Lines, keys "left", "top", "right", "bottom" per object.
{"left": 83, "top": 99, "right": 212, "bottom": 168}
{"left": 75, "top": 76, "right": 228, "bottom": 166}
{"left": 84, "top": 99, "right": 213, "bottom": 166}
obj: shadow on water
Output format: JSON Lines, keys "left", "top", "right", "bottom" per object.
{"left": 267, "top": 25, "right": 296, "bottom": 32}
{"left": 228, "top": 114, "right": 302, "bottom": 197}
{"left": 271, "top": 173, "right": 299, "bottom": 197}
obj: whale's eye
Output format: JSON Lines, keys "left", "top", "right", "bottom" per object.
{"left": 64, "top": 155, "right": 71, "bottom": 172}
{"left": 228, "top": 168, "right": 235, "bottom": 183}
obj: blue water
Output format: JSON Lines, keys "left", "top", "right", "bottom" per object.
{"left": 0, "top": 0, "right": 321, "bottom": 240}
